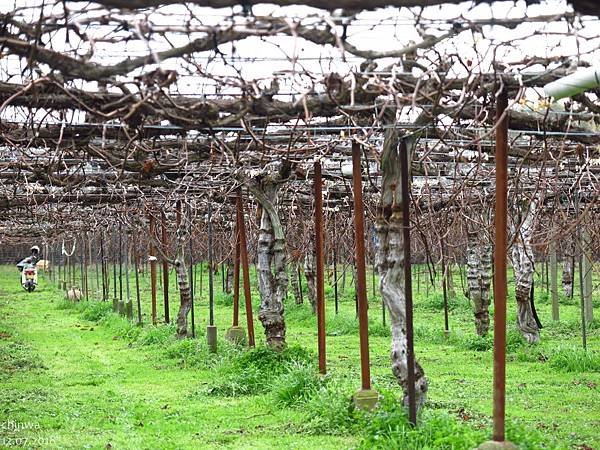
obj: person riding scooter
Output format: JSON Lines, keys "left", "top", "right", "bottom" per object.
{"left": 17, "top": 246, "right": 41, "bottom": 272}
{"left": 17, "top": 246, "right": 41, "bottom": 292}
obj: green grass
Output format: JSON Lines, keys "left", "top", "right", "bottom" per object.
{"left": 0, "top": 263, "right": 598, "bottom": 449}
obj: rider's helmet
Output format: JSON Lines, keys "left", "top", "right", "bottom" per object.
{"left": 30, "top": 245, "right": 40, "bottom": 255}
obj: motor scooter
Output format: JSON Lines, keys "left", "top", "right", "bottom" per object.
{"left": 21, "top": 263, "right": 38, "bottom": 292}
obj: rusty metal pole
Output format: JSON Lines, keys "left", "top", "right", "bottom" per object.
{"left": 400, "top": 137, "right": 417, "bottom": 426}
{"left": 575, "top": 190, "right": 587, "bottom": 351}
{"left": 83, "top": 234, "right": 89, "bottom": 301}
{"left": 333, "top": 245, "right": 339, "bottom": 314}
{"left": 149, "top": 211, "right": 158, "bottom": 325}
{"left": 442, "top": 237, "right": 450, "bottom": 335}
{"left": 118, "top": 223, "right": 123, "bottom": 306}
{"left": 233, "top": 225, "right": 241, "bottom": 327}
{"left": 351, "top": 142, "right": 372, "bottom": 392}
{"left": 161, "top": 211, "right": 170, "bottom": 323}
{"left": 237, "top": 189, "right": 255, "bottom": 347}
{"left": 206, "top": 201, "right": 217, "bottom": 352}
{"left": 226, "top": 215, "right": 245, "bottom": 343}
{"left": 491, "top": 86, "right": 509, "bottom": 444}
{"left": 134, "top": 243, "right": 142, "bottom": 325}
{"left": 208, "top": 203, "right": 215, "bottom": 327}
{"left": 314, "top": 161, "right": 327, "bottom": 374}
{"left": 100, "top": 234, "right": 107, "bottom": 301}
{"left": 189, "top": 215, "right": 196, "bottom": 339}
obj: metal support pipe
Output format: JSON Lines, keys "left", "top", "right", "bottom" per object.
{"left": 208, "top": 202, "right": 214, "bottom": 327}
{"left": 233, "top": 221, "right": 241, "bottom": 327}
{"left": 82, "top": 235, "right": 89, "bottom": 301}
{"left": 112, "top": 245, "right": 117, "bottom": 300}
{"left": 93, "top": 239, "right": 99, "bottom": 294}
{"left": 492, "top": 87, "right": 509, "bottom": 443}
{"left": 314, "top": 160, "right": 327, "bottom": 374}
{"left": 400, "top": 137, "right": 417, "bottom": 426}
{"left": 352, "top": 142, "right": 371, "bottom": 391}
{"left": 575, "top": 191, "right": 587, "bottom": 350}
{"left": 550, "top": 241, "right": 559, "bottom": 321}
{"left": 57, "top": 245, "right": 61, "bottom": 287}
{"left": 134, "top": 243, "right": 142, "bottom": 325}
{"left": 125, "top": 233, "right": 131, "bottom": 318}
{"left": 333, "top": 245, "right": 339, "bottom": 314}
{"left": 119, "top": 222, "right": 123, "bottom": 303}
{"left": 442, "top": 237, "right": 449, "bottom": 334}
{"left": 161, "top": 211, "right": 170, "bottom": 323}
{"left": 190, "top": 220, "right": 196, "bottom": 339}
{"left": 100, "top": 234, "right": 107, "bottom": 301}
{"left": 237, "top": 189, "right": 255, "bottom": 347}
{"left": 297, "top": 266, "right": 304, "bottom": 304}
{"left": 221, "top": 262, "right": 225, "bottom": 293}
{"left": 149, "top": 212, "right": 158, "bottom": 325}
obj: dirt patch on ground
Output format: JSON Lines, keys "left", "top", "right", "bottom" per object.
{"left": 0, "top": 331, "right": 11, "bottom": 339}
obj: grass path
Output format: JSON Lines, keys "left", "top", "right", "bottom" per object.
{"left": 1, "top": 264, "right": 599, "bottom": 450}
{"left": 0, "top": 271, "right": 353, "bottom": 449}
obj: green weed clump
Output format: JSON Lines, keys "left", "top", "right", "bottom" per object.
{"left": 536, "top": 291, "right": 550, "bottom": 304}
{"left": 368, "top": 319, "right": 390, "bottom": 337}
{"left": 164, "top": 337, "right": 239, "bottom": 369}
{"left": 549, "top": 346, "right": 600, "bottom": 373}
{"left": 271, "top": 362, "right": 325, "bottom": 407}
{"left": 207, "top": 345, "right": 314, "bottom": 397}
{"left": 80, "top": 301, "right": 112, "bottom": 322}
{"left": 284, "top": 303, "right": 316, "bottom": 326}
{"left": 506, "top": 329, "right": 527, "bottom": 353}
{"left": 136, "top": 324, "right": 176, "bottom": 346}
{"left": 99, "top": 314, "right": 141, "bottom": 341}
{"left": 358, "top": 396, "right": 486, "bottom": 450}
{"left": 460, "top": 334, "right": 493, "bottom": 352}
{"left": 326, "top": 314, "right": 357, "bottom": 336}
{"left": 302, "top": 380, "right": 358, "bottom": 435}
{"left": 504, "top": 421, "right": 557, "bottom": 450}
{"left": 214, "top": 292, "right": 233, "bottom": 306}
{"left": 56, "top": 299, "right": 112, "bottom": 322}
{"left": 324, "top": 313, "right": 389, "bottom": 337}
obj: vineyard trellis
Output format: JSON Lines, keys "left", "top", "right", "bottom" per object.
{"left": 0, "top": 0, "right": 599, "bottom": 447}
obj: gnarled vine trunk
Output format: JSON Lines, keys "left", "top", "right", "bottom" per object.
{"left": 466, "top": 228, "right": 492, "bottom": 336}
{"left": 290, "top": 261, "right": 303, "bottom": 304}
{"left": 376, "top": 127, "right": 428, "bottom": 409}
{"left": 562, "top": 241, "right": 574, "bottom": 298}
{"left": 225, "top": 261, "right": 234, "bottom": 294}
{"left": 304, "top": 250, "right": 317, "bottom": 313}
{"left": 244, "top": 161, "right": 290, "bottom": 349}
{"left": 510, "top": 199, "right": 540, "bottom": 344}
{"left": 174, "top": 232, "right": 192, "bottom": 338}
